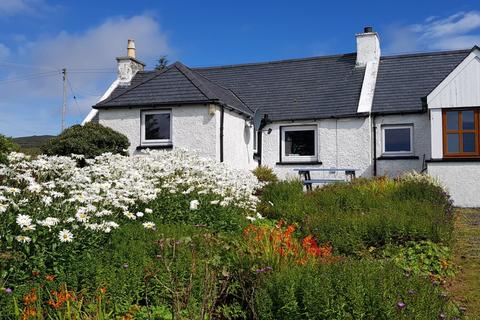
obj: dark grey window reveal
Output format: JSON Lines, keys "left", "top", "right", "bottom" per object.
{"left": 145, "top": 113, "right": 171, "bottom": 140}
{"left": 285, "top": 130, "right": 315, "bottom": 156}
{"left": 383, "top": 126, "right": 412, "bottom": 154}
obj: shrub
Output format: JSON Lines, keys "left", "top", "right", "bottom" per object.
{"left": 41, "top": 123, "right": 130, "bottom": 158}
{"left": 0, "top": 134, "right": 19, "bottom": 164}
{"left": 252, "top": 166, "right": 278, "bottom": 184}
{"left": 255, "top": 260, "right": 461, "bottom": 320}
{"left": 260, "top": 177, "right": 454, "bottom": 256}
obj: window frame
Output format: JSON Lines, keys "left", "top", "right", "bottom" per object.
{"left": 280, "top": 125, "right": 318, "bottom": 162}
{"left": 381, "top": 124, "right": 414, "bottom": 156}
{"left": 442, "top": 108, "right": 480, "bottom": 158}
{"left": 140, "top": 109, "right": 172, "bottom": 146}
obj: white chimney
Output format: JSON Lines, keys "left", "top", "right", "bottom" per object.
{"left": 117, "top": 39, "right": 145, "bottom": 86}
{"left": 356, "top": 26, "right": 381, "bottom": 67}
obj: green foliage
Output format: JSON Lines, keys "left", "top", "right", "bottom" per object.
{"left": 0, "top": 134, "right": 19, "bottom": 164}
{"left": 259, "top": 176, "right": 454, "bottom": 256}
{"left": 252, "top": 166, "right": 278, "bottom": 184}
{"left": 255, "top": 260, "right": 461, "bottom": 320}
{"left": 391, "top": 241, "right": 455, "bottom": 280}
{"left": 41, "top": 123, "right": 129, "bottom": 158}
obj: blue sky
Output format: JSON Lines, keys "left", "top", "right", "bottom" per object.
{"left": 0, "top": 0, "right": 479, "bottom": 137}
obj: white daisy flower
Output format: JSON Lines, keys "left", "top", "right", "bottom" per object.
{"left": 189, "top": 200, "right": 199, "bottom": 210}
{"left": 16, "top": 214, "right": 32, "bottom": 228}
{"left": 16, "top": 235, "right": 31, "bottom": 243}
{"left": 142, "top": 221, "right": 156, "bottom": 230}
{"left": 58, "top": 229, "right": 74, "bottom": 243}
{"left": 136, "top": 211, "right": 144, "bottom": 218}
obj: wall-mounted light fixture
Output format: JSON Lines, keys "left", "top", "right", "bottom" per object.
{"left": 208, "top": 105, "right": 216, "bottom": 116}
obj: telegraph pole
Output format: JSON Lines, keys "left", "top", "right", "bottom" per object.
{"left": 61, "top": 68, "right": 67, "bottom": 132}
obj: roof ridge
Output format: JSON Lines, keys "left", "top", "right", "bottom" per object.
{"left": 172, "top": 62, "right": 218, "bottom": 100}
{"left": 381, "top": 48, "right": 471, "bottom": 60}
{"left": 193, "top": 52, "right": 357, "bottom": 70}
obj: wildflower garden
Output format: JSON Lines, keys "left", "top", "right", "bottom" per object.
{"left": 0, "top": 130, "right": 468, "bottom": 319}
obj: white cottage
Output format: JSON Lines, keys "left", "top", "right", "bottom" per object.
{"left": 83, "top": 28, "right": 480, "bottom": 207}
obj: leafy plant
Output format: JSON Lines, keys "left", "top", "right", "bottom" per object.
{"left": 252, "top": 166, "right": 278, "bottom": 184}
{"left": 392, "top": 241, "right": 455, "bottom": 282}
{"left": 41, "top": 123, "right": 130, "bottom": 159}
{"left": 0, "top": 134, "right": 19, "bottom": 164}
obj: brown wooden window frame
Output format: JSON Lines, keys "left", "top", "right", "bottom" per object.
{"left": 442, "top": 108, "right": 480, "bottom": 158}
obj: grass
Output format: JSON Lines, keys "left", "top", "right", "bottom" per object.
{"left": 448, "top": 209, "right": 480, "bottom": 319}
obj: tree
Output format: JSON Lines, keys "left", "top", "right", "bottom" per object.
{"left": 155, "top": 55, "right": 169, "bottom": 71}
{"left": 0, "top": 134, "right": 19, "bottom": 164}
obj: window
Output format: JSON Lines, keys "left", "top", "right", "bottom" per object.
{"left": 382, "top": 124, "right": 413, "bottom": 155}
{"left": 443, "top": 109, "right": 479, "bottom": 157}
{"left": 141, "top": 110, "right": 172, "bottom": 146}
{"left": 281, "top": 125, "right": 317, "bottom": 162}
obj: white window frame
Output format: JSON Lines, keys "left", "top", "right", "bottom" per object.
{"left": 141, "top": 109, "right": 172, "bottom": 146}
{"left": 281, "top": 125, "right": 318, "bottom": 162}
{"left": 253, "top": 129, "right": 258, "bottom": 153}
{"left": 381, "top": 124, "right": 414, "bottom": 156}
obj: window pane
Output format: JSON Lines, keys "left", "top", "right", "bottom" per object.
{"left": 463, "top": 133, "right": 475, "bottom": 152}
{"left": 384, "top": 128, "right": 411, "bottom": 152}
{"left": 447, "top": 134, "right": 459, "bottom": 153}
{"left": 284, "top": 130, "right": 315, "bottom": 156}
{"left": 145, "top": 113, "right": 170, "bottom": 140}
{"left": 446, "top": 111, "right": 459, "bottom": 131}
{"left": 462, "top": 111, "right": 475, "bottom": 130}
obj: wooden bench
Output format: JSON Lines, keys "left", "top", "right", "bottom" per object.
{"left": 293, "top": 168, "right": 358, "bottom": 191}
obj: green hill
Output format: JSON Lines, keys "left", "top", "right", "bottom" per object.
{"left": 13, "top": 135, "right": 55, "bottom": 148}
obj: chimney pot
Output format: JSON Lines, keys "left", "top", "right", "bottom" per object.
{"left": 364, "top": 26, "right": 373, "bottom": 33}
{"left": 127, "top": 39, "right": 136, "bottom": 58}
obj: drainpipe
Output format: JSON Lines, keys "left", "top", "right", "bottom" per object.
{"left": 220, "top": 106, "right": 224, "bottom": 162}
{"left": 372, "top": 115, "right": 377, "bottom": 176}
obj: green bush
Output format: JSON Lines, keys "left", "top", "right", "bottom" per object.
{"left": 259, "top": 176, "right": 454, "bottom": 255}
{"left": 252, "top": 166, "right": 278, "bottom": 184}
{"left": 255, "top": 260, "right": 460, "bottom": 320}
{"left": 0, "top": 134, "right": 19, "bottom": 164}
{"left": 41, "top": 123, "right": 129, "bottom": 158}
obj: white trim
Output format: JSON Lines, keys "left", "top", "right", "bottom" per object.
{"left": 140, "top": 109, "right": 172, "bottom": 146}
{"left": 281, "top": 125, "right": 318, "bottom": 162}
{"left": 381, "top": 124, "right": 414, "bottom": 156}
{"left": 81, "top": 79, "right": 120, "bottom": 125}
{"left": 430, "top": 109, "right": 443, "bottom": 159}
{"left": 357, "top": 61, "right": 379, "bottom": 113}
{"left": 427, "top": 48, "right": 480, "bottom": 107}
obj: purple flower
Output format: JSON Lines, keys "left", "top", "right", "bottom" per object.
{"left": 255, "top": 266, "right": 273, "bottom": 274}
{"left": 397, "top": 301, "right": 406, "bottom": 310}
{"left": 4, "top": 288, "right": 12, "bottom": 294}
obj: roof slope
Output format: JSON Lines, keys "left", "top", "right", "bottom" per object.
{"left": 195, "top": 53, "right": 365, "bottom": 120}
{"left": 96, "top": 62, "right": 252, "bottom": 115}
{"left": 373, "top": 49, "right": 470, "bottom": 114}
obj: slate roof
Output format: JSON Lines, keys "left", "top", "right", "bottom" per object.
{"left": 373, "top": 49, "right": 470, "bottom": 114}
{"left": 96, "top": 62, "right": 252, "bottom": 115}
{"left": 95, "top": 48, "right": 473, "bottom": 120}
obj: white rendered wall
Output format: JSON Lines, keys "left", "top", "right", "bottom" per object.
{"left": 260, "top": 117, "right": 372, "bottom": 180}
{"left": 98, "top": 104, "right": 217, "bottom": 158}
{"left": 375, "top": 113, "right": 430, "bottom": 177}
{"left": 428, "top": 162, "right": 480, "bottom": 207}
{"left": 222, "top": 109, "right": 257, "bottom": 170}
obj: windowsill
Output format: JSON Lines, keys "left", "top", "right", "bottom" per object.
{"left": 136, "top": 144, "right": 173, "bottom": 150}
{"left": 276, "top": 161, "right": 323, "bottom": 165}
{"left": 377, "top": 155, "right": 419, "bottom": 160}
{"left": 426, "top": 158, "right": 480, "bottom": 163}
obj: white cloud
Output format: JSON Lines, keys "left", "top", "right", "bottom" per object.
{"left": 0, "top": 43, "right": 10, "bottom": 59}
{"left": 0, "top": 0, "right": 53, "bottom": 16}
{"left": 0, "top": 14, "right": 172, "bottom": 136}
{"left": 385, "top": 11, "right": 480, "bottom": 53}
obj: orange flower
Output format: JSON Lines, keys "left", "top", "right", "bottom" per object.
{"left": 21, "top": 306, "right": 37, "bottom": 320}
{"left": 45, "top": 274, "right": 56, "bottom": 282}
{"left": 31, "top": 270, "right": 40, "bottom": 277}
{"left": 22, "top": 289, "right": 37, "bottom": 305}
{"left": 99, "top": 287, "right": 107, "bottom": 294}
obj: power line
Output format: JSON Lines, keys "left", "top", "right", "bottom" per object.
{"left": 66, "top": 76, "right": 81, "bottom": 113}
{"left": 0, "top": 71, "right": 61, "bottom": 84}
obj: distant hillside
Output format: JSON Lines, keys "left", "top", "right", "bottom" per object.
{"left": 13, "top": 135, "right": 55, "bottom": 148}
